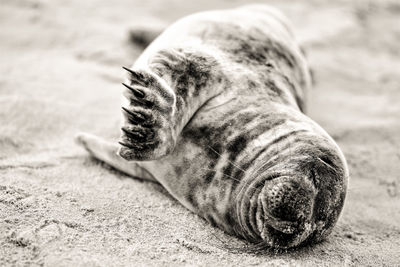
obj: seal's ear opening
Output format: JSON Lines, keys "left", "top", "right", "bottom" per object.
{"left": 256, "top": 176, "right": 316, "bottom": 248}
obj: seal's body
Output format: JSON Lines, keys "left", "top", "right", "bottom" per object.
{"left": 76, "top": 5, "right": 349, "bottom": 248}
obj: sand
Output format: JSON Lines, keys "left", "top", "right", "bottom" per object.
{"left": 1, "top": 0, "right": 399, "bottom": 266}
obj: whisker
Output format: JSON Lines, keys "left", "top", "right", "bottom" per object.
{"left": 197, "top": 167, "right": 243, "bottom": 184}
{"left": 206, "top": 144, "right": 245, "bottom": 173}
{"left": 232, "top": 157, "right": 277, "bottom": 230}
{"left": 315, "top": 157, "right": 337, "bottom": 173}
{"left": 250, "top": 156, "right": 275, "bottom": 178}
{"left": 237, "top": 156, "right": 276, "bottom": 208}
{"left": 272, "top": 127, "right": 280, "bottom": 159}
{"left": 195, "top": 166, "right": 258, "bottom": 206}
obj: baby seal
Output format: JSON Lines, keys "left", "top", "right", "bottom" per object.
{"left": 76, "top": 5, "right": 349, "bottom": 248}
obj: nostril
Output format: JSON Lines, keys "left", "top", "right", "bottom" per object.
{"left": 267, "top": 180, "right": 314, "bottom": 222}
{"left": 258, "top": 176, "right": 316, "bottom": 238}
{"left": 255, "top": 176, "right": 317, "bottom": 248}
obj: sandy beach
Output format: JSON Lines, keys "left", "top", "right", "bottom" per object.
{"left": 1, "top": 0, "right": 399, "bottom": 266}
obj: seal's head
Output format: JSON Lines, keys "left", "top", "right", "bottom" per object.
{"left": 234, "top": 139, "right": 348, "bottom": 249}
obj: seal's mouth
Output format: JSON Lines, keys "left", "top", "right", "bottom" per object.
{"left": 255, "top": 176, "right": 317, "bottom": 248}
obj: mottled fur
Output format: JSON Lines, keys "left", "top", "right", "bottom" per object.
{"left": 76, "top": 5, "right": 348, "bottom": 248}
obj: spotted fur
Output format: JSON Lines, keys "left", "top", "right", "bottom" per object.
{"left": 76, "top": 5, "right": 348, "bottom": 249}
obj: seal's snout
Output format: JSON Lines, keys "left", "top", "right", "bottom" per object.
{"left": 263, "top": 177, "right": 315, "bottom": 224}
{"left": 257, "top": 176, "right": 317, "bottom": 248}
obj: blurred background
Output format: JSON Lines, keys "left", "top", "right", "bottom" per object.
{"left": 0, "top": 0, "right": 399, "bottom": 266}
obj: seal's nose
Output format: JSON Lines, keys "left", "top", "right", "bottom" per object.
{"left": 265, "top": 177, "right": 314, "bottom": 223}
{"left": 257, "top": 176, "right": 316, "bottom": 247}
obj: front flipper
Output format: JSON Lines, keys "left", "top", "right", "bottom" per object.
{"left": 120, "top": 48, "right": 225, "bottom": 161}
{"left": 75, "top": 132, "right": 157, "bottom": 182}
{"left": 119, "top": 67, "right": 177, "bottom": 161}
